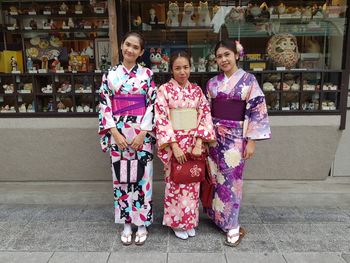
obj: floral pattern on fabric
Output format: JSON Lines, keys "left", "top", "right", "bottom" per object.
{"left": 98, "top": 63, "right": 156, "bottom": 226}
{"left": 205, "top": 69, "right": 271, "bottom": 231}
{"left": 155, "top": 78, "right": 216, "bottom": 230}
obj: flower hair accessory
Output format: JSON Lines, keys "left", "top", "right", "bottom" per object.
{"left": 235, "top": 40, "right": 244, "bottom": 58}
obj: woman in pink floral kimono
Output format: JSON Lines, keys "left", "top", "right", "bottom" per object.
{"left": 98, "top": 32, "right": 156, "bottom": 246}
{"left": 155, "top": 51, "right": 216, "bottom": 240}
{"left": 206, "top": 40, "right": 271, "bottom": 246}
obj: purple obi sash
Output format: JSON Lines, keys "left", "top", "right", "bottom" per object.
{"left": 211, "top": 98, "right": 246, "bottom": 121}
{"left": 111, "top": 94, "right": 146, "bottom": 116}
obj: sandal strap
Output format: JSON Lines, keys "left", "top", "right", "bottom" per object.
{"left": 121, "top": 231, "right": 132, "bottom": 238}
{"left": 227, "top": 232, "right": 240, "bottom": 239}
{"left": 136, "top": 231, "right": 148, "bottom": 238}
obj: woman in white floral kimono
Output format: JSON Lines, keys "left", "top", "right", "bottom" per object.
{"left": 98, "top": 32, "right": 156, "bottom": 246}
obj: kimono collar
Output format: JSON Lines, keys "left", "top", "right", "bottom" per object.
{"left": 120, "top": 62, "right": 139, "bottom": 75}
{"left": 170, "top": 78, "right": 190, "bottom": 90}
{"left": 223, "top": 68, "right": 244, "bottom": 84}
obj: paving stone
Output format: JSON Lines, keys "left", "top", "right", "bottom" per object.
{"left": 49, "top": 252, "right": 109, "bottom": 263}
{"left": 284, "top": 252, "right": 346, "bottom": 263}
{"left": 112, "top": 224, "right": 168, "bottom": 253}
{"left": 0, "top": 204, "right": 43, "bottom": 223}
{"left": 0, "top": 222, "right": 29, "bottom": 250}
{"left": 225, "top": 252, "right": 286, "bottom": 263}
{"left": 255, "top": 207, "right": 305, "bottom": 223}
{"left": 79, "top": 205, "right": 114, "bottom": 222}
{"left": 316, "top": 223, "right": 350, "bottom": 241}
{"left": 298, "top": 208, "right": 350, "bottom": 223}
{"left": 266, "top": 224, "right": 350, "bottom": 253}
{"left": 0, "top": 252, "right": 52, "bottom": 263}
{"left": 239, "top": 206, "right": 263, "bottom": 224}
{"left": 168, "top": 220, "right": 223, "bottom": 253}
{"left": 342, "top": 253, "right": 350, "bottom": 263}
{"left": 31, "top": 205, "right": 84, "bottom": 222}
{"left": 223, "top": 224, "right": 278, "bottom": 253}
{"left": 9, "top": 221, "right": 116, "bottom": 251}
{"left": 109, "top": 252, "right": 167, "bottom": 263}
{"left": 168, "top": 253, "right": 226, "bottom": 263}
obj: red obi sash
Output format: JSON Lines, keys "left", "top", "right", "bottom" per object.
{"left": 111, "top": 94, "right": 146, "bottom": 116}
{"left": 211, "top": 98, "right": 246, "bottom": 121}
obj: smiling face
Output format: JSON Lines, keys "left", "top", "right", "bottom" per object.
{"left": 172, "top": 56, "right": 190, "bottom": 87}
{"left": 121, "top": 35, "right": 144, "bottom": 65}
{"left": 215, "top": 46, "right": 239, "bottom": 75}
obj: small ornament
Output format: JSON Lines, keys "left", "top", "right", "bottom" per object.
{"left": 10, "top": 56, "right": 18, "bottom": 71}
{"left": 26, "top": 57, "right": 33, "bottom": 71}
{"left": 29, "top": 19, "right": 37, "bottom": 29}
{"left": 197, "top": 1, "right": 211, "bottom": 27}
{"left": 60, "top": 2, "right": 69, "bottom": 12}
{"left": 181, "top": 2, "right": 195, "bottom": 27}
{"left": 166, "top": 2, "right": 179, "bottom": 27}
{"left": 51, "top": 56, "right": 61, "bottom": 72}
{"left": 149, "top": 8, "right": 158, "bottom": 24}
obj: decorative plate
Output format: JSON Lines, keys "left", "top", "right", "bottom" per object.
{"left": 26, "top": 47, "right": 39, "bottom": 58}
{"left": 38, "top": 39, "right": 49, "bottom": 49}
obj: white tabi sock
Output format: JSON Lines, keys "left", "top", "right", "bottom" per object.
{"left": 123, "top": 223, "right": 132, "bottom": 234}
{"left": 227, "top": 226, "right": 240, "bottom": 243}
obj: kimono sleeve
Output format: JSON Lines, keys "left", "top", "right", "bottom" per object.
{"left": 244, "top": 74, "right": 271, "bottom": 140}
{"left": 155, "top": 84, "right": 177, "bottom": 150}
{"left": 140, "top": 70, "right": 157, "bottom": 132}
{"left": 98, "top": 73, "right": 115, "bottom": 152}
{"left": 194, "top": 87, "right": 216, "bottom": 143}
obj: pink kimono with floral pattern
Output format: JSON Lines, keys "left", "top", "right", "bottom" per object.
{"left": 206, "top": 69, "right": 271, "bottom": 232}
{"left": 98, "top": 63, "right": 156, "bottom": 226}
{"left": 155, "top": 78, "right": 216, "bottom": 230}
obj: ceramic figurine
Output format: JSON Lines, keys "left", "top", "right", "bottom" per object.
{"left": 225, "top": 6, "right": 245, "bottom": 23}
{"left": 197, "top": 1, "right": 211, "bottom": 26}
{"left": 197, "top": 57, "right": 207, "bottom": 72}
{"left": 83, "top": 105, "right": 90, "bottom": 112}
{"left": 75, "top": 1, "right": 83, "bottom": 12}
{"left": 181, "top": 2, "right": 195, "bottom": 27}
{"left": 166, "top": 1, "right": 179, "bottom": 27}
{"left": 41, "top": 56, "right": 49, "bottom": 70}
{"left": 29, "top": 19, "right": 37, "bottom": 29}
{"left": 41, "top": 84, "right": 53, "bottom": 93}
{"left": 99, "top": 55, "right": 110, "bottom": 71}
{"left": 19, "top": 104, "right": 27, "bottom": 113}
{"left": 51, "top": 56, "right": 61, "bottom": 72}
{"left": 149, "top": 8, "right": 158, "bottom": 24}
{"left": 68, "top": 18, "right": 74, "bottom": 28}
{"left": 207, "top": 53, "right": 218, "bottom": 72}
{"left": 60, "top": 2, "right": 69, "bottom": 12}
{"left": 47, "top": 98, "right": 54, "bottom": 112}
{"left": 27, "top": 57, "right": 33, "bottom": 71}
{"left": 58, "top": 82, "right": 72, "bottom": 93}
{"left": 159, "top": 53, "right": 169, "bottom": 72}
{"left": 3, "top": 84, "right": 14, "bottom": 93}
{"left": 77, "top": 105, "right": 84, "bottom": 112}
{"left": 149, "top": 48, "right": 162, "bottom": 72}
{"left": 263, "top": 82, "right": 275, "bottom": 91}
{"left": 10, "top": 56, "right": 18, "bottom": 71}
{"left": 190, "top": 57, "right": 196, "bottom": 72}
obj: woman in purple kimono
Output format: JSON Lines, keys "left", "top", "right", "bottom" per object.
{"left": 98, "top": 32, "right": 156, "bottom": 246}
{"left": 206, "top": 40, "right": 271, "bottom": 246}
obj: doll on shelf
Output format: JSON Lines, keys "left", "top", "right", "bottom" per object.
{"left": 51, "top": 56, "right": 61, "bottom": 72}
{"left": 149, "top": 8, "right": 158, "bottom": 24}
{"left": 166, "top": 2, "right": 179, "bottom": 27}
{"left": 27, "top": 57, "right": 33, "bottom": 71}
{"left": 60, "top": 2, "right": 69, "bottom": 12}
{"left": 10, "top": 56, "right": 18, "bottom": 72}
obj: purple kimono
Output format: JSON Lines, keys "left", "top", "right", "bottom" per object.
{"left": 206, "top": 69, "right": 271, "bottom": 231}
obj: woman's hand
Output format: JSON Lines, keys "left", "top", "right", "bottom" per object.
{"left": 171, "top": 142, "right": 187, "bottom": 164}
{"left": 110, "top": 127, "right": 128, "bottom": 150}
{"left": 130, "top": 131, "right": 147, "bottom": 150}
{"left": 243, "top": 139, "right": 256, "bottom": 160}
{"left": 191, "top": 138, "right": 203, "bottom": 157}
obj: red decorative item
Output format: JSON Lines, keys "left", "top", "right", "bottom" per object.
{"left": 200, "top": 160, "right": 216, "bottom": 208}
{"left": 170, "top": 155, "right": 206, "bottom": 184}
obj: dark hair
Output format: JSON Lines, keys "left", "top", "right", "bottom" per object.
{"left": 121, "top": 31, "right": 145, "bottom": 51}
{"left": 214, "top": 40, "right": 238, "bottom": 56}
{"left": 169, "top": 51, "right": 191, "bottom": 70}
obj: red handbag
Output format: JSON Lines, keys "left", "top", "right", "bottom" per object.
{"left": 170, "top": 154, "right": 206, "bottom": 184}
{"left": 200, "top": 159, "right": 216, "bottom": 208}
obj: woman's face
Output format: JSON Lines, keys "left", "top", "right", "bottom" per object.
{"left": 121, "top": 35, "right": 144, "bottom": 64}
{"left": 172, "top": 57, "right": 190, "bottom": 86}
{"left": 215, "top": 46, "right": 239, "bottom": 73}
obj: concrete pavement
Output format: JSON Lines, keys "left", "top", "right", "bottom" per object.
{"left": 0, "top": 178, "right": 350, "bottom": 263}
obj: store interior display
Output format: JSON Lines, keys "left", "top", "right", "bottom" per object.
{"left": 0, "top": 0, "right": 348, "bottom": 116}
